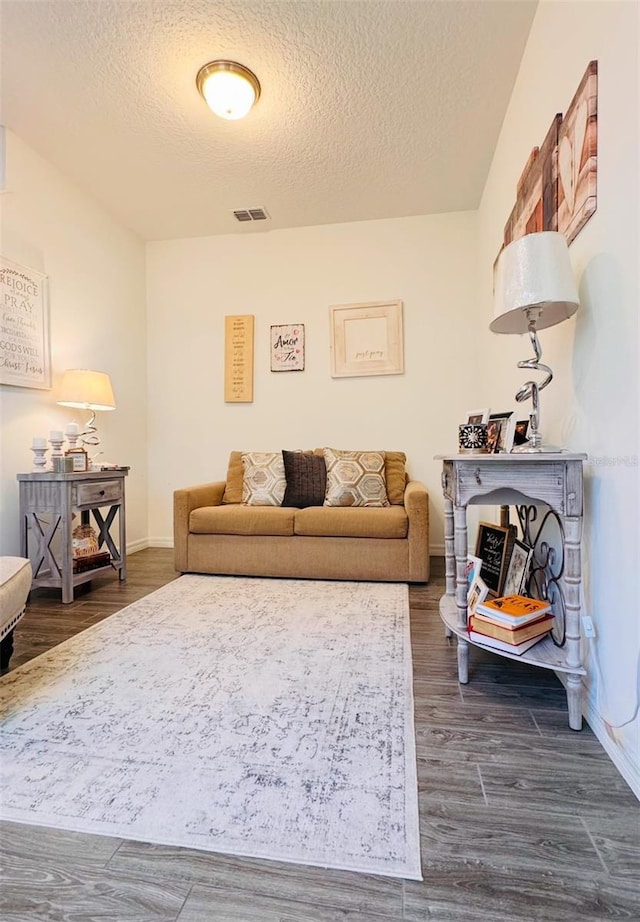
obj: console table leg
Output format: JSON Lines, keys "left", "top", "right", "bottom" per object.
{"left": 566, "top": 673, "right": 583, "bottom": 730}
{"left": 457, "top": 637, "right": 469, "bottom": 684}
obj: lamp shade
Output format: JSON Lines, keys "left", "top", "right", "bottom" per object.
{"left": 491, "top": 231, "right": 579, "bottom": 334}
{"left": 57, "top": 369, "right": 116, "bottom": 410}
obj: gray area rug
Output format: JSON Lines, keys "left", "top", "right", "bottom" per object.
{"left": 0, "top": 575, "right": 421, "bottom": 880}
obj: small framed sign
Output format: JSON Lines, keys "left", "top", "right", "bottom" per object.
{"left": 66, "top": 448, "right": 89, "bottom": 472}
{"left": 474, "top": 522, "right": 515, "bottom": 597}
{"left": 270, "top": 324, "right": 305, "bottom": 371}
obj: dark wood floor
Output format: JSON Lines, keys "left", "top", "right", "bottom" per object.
{"left": 1, "top": 549, "right": 638, "bottom": 921}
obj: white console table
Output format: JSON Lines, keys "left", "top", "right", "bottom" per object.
{"left": 435, "top": 453, "right": 587, "bottom": 730}
{"left": 18, "top": 469, "right": 128, "bottom": 604}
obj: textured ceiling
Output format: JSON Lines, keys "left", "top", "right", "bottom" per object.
{"left": 1, "top": 1, "right": 537, "bottom": 241}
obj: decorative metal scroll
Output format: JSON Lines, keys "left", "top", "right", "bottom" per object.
{"left": 516, "top": 505, "right": 566, "bottom": 647}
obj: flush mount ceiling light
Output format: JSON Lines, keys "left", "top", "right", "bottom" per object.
{"left": 196, "top": 60, "right": 260, "bottom": 120}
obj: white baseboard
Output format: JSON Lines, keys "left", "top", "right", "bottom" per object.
{"left": 430, "top": 543, "right": 444, "bottom": 556}
{"left": 146, "top": 537, "right": 174, "bottom": 548}
{"left": 584, "top": 695, "right": 640, "bottom": 800}
{"left": 126, "top": 538, "right": 150, "bottom": 554}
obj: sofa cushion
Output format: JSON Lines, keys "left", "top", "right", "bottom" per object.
{"left": 282, "top": 450, "right": 327, "bottom": 507}
{"left": 222, "top": 451, "right": 243, "bottom": 504}
{"left": 295, "top": 506, "right": 408, "bottom": 539}
{"left": 190, "top": 505, "right": 295, "bottom": 536}
{"left": 241, "top": 451, "right": 286, "bottom": 506}
{"left": 384, "top": 451, "right": 407, "bottom": 505}
{"left": 323, "top": 448, "right": 390, "bottom": 507}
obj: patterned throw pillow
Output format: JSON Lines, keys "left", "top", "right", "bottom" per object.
{"left": 241, "top": 452, "right": 286, "bottom": 506}
{"left": 282, "top": 450, "right": 327, "bottom": 507}
{"left": 323, "top": 448, "right": 390, "bottom": 507}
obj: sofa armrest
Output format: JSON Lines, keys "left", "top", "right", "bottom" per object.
{"left": 404, "top": 480, "right": 430, "bottom": 582}
{"left": 173, "top": 481, "right": 226, "bottom": 572}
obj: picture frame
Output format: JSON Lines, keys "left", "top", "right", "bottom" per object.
{"left": 487, "top": 411, "right": 515, "bottom": 453}
{"left": 466, "top": 408, "right": 490, "bottom": 425}
{"left": 65, "top": 447, "right": 89, "bottom": 472}
{"left": 502, "top": 539, "right": 534, "bottom": 597}
{"left": 557, "top": 61, "right": 598, "bottom": 245}
{"left": 474, "top": 522, "right": 516, "bottom": 597}
{"left": 329, "top": 300, "right": 404, "bottom": 378}
{"left": 466, "top": 554, "right": 483, "bottom": 600}
{"left": 270, "top": 323, "right": 305, "bottom": 372}
{"left": 0, "top": 257, "right": 51, "bottom": 390}
{"left": 513, "top": 418, "right": 530, "bottom": 448}
{"left": 467, "top": 574, "right": 489, "bottom": 619}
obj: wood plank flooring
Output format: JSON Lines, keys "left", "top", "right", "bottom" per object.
{"left": 1, "top": 549, "right": 638, "bottom": 921}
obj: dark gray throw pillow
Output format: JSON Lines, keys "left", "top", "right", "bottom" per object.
{"left": 282, "top": 450, "right": 327, "bottom": 507}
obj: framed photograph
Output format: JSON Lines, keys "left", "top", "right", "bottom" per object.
{"left": 475, "top": 522, "right": 515, "bottom": 597}
{"left": 0, "top": 257, "right": 51, "bottom": 390}
{"left": 66, "top": 448, "right": 89, "bottom": 472}
{"left": 329, "top": 300, "right": 403, "bottom": 378}
{"left": 466, "top": 408, "right": 490, "bottom": 425}
{"left": 270, "top": 324, "right": 304, "bottom": 372}
{"left": 466, "top": 554, "right": 483, "bottom": 600}
{"left": 487, "top": 411, "right": 515, "bottom": 453}
{"left": 502, "top": 539, "right": 534, "bottom": 597}
{"left": 467, "top": 574, "right": 489, "bottom": 619}
{"left": 513, "top": 418, "right": 530, "bottom": 448}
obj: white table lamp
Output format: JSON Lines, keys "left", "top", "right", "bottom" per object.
{"left": 491, "top": 232, "right": 579, "bottom": 451}
{"left": 57, "top": 369, "right": 116, "bottom": 451}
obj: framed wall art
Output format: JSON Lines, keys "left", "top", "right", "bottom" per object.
{"left": 0, "top": 256, "right": 51, "bottom": 389}
{"left": 224, "top": 314, "right": 254, "bottom": 403}
{"left": 329, "top": 300, "right": 404, "bottom": 378}
{"left": 271, "top": 324, "right": 304, "bottom": 372}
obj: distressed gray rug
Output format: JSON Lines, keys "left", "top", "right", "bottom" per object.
{"left": 0, "top": 575, "right": 421, "bottom": 880}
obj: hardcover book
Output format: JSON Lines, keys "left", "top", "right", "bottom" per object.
{"left": 469, "top": 613, "right": 554, "bottom": 644}
{"left": 468, "top": 629, "right": 549, "bottom": 656}
{"left": 475, "top": 594, "right": 551, "bottom": 627}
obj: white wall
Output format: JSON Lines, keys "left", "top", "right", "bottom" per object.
{"left": 478, "top": 1, "right": 639, "bottom": 792}
{"left": 146, "top": 212, "right": 479, "bottom": 548}
{"left": 0, "top": 131, "right": 148, "bottom": 554}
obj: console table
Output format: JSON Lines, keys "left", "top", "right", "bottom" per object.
{"left": 17, "top": 469, "right": 129, "bottom": 604}
{"left": 435, "top": 453, "right": 587, "bottom": 730}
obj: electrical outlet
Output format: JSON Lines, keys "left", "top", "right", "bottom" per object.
{"left": 582, "top": 615, "right": 596, "bottom": 638}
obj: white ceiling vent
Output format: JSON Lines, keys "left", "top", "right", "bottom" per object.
{"left": 233, "top": 207, "right": 269, "bottom": 222}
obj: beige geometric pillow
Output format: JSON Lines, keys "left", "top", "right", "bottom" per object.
{"left": 323, "top": 448, "right": 389, "bottom": 507}
{"left": 241, "top": 451, "right": 286, "bottom": 506}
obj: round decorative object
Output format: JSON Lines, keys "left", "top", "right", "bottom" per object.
{"left": 458, "top": 423, "right": 489, "bottom": 453}
{"left": 72, "top": 523, "right": 99, "bottom": 558}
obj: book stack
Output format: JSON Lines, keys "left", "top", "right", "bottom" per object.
{"left": 468, "top": 594, "right": 553, "bottom": 655}
{"left": 73, "top": 551, "right": 111, "bottom": 574}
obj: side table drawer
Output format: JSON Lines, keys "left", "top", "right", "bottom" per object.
{"left": 74, "top": 480, "right": 123, "bottom": 508}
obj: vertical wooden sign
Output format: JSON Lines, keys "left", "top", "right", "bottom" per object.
{"left": 224, "top": 315, "right": 254, "bottom": 402}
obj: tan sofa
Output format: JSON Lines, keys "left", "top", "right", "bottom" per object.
{"left": 174, "top": 451, "right": 430, "bottom": 583}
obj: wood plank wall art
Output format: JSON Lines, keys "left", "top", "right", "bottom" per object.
{"left": 0, "top": 256, "right": 51, "bottom": 389}
{"left": 500, "top": 60, "right": 597, "bottom": 261}
{"left": 224, "top": 314, "right": 254, "bottom": 402}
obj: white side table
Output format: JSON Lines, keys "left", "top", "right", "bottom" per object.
{"left": 435, "top": 453, "right": 587, "bottom": 730}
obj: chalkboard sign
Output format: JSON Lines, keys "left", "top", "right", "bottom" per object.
{"left": 474, "top": 523, "right": 514, "bottom": 596}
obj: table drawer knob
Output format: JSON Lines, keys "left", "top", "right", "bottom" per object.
{"left": 475, "top": 468, "right": 482, "bottom": 485}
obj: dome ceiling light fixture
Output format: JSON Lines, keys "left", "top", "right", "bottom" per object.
{"left": 196, "top": 60, "right": 261, "bottom": 120}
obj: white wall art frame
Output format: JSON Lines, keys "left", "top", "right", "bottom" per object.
{"left": 270, "top": 323, "right": 305, "bottom": 372}
{"left": 329, "top": 300, "right": 404, "bottom": 378}
{"left": 0, "top": 256, "right": 51, "bottom": 389}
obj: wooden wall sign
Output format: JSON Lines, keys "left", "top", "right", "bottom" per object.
{"left": 0, "top": 256, "right": 51, "bottom": 389}
{"left": 499, "top": 60, "right": 598, "bottom": 257}
{"left": 224, "top": 315, "right": 254, "bottom": 403}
